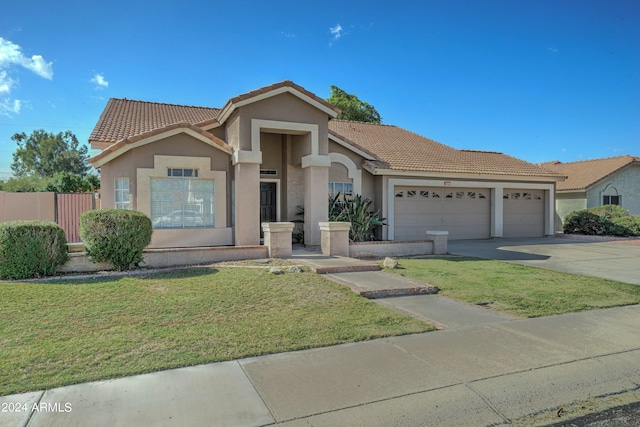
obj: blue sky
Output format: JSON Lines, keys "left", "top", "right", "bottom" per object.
{"left": 1, "top": 0, "right": 638, "bottom": 179}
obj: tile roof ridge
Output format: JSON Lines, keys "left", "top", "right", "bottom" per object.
{"left": 459, "top": 149, "right": 504, "bottom": 155}
{"left": 330, "top": 119, "right": 396, "bottom": 127}
{"left": 547, "top": 155, "right": 638, "bottom": 165}
{"left": 110, "top": 97, "right": 221, "bottom": 111}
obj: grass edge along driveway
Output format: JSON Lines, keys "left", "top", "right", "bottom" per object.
{"left": 388, "top": 256, "right": 640, "bottom": 318}
{"left": 0, "top": 267, "right": 433, "bottom": 396}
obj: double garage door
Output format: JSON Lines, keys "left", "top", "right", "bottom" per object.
{"left": 394, "top": 186, "right": 544, "bottom": 240}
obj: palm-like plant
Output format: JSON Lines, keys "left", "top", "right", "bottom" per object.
{"left": 328, "top": 193, "right": 386, "bottom": 242}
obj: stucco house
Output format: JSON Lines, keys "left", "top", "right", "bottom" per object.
{"left": 541, "top": 155, "right": 640, "bottom": 226}
{"left": 89, "top": 80, "right": 564, "bottom": 248}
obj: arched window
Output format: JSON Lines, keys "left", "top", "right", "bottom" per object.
{"left": 602, "top": 185, "right": 621, "bottom": 206}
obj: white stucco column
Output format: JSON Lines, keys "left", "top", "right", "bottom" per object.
{"left": 302, "top": 155, "right": 331, "bottom": 247}
{"left": 234, "top": 162, "right": 261, "bottom": 246}
{"left": 319, "top": 222, "right": 351, "bottom": 256}
{"left": 545, "top": 188, "right": 556, "bottom": 236}
{"left": 262, "top": 222, "right": 295, "bottom": 258}
{"left": 491, "top": 187, "right": 504, "bottom": 238}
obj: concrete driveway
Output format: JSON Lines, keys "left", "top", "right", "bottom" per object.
{"left": 448, "top": 237, "right": 640, "bottom": 285}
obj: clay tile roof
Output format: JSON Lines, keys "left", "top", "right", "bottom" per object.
{"left": 225, "top": 80, "right": 340, "bottom": 114}
{"left": 540, "top": 155, "right": 640, "bottom": 191}
{"left": 329, "top": 120, "right": 563, "bottom": 178}
{"left": 89, "top": 98, "right": 221, "bottom": 145}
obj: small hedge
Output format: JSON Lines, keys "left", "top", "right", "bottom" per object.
{"left": 0, "top": 221, "right": 68, "bottom": 280}
{"left": 79, "top": 209, "right": 152, "bottom": 271}
{"left": 563, "top": 205, "right": 640, "bottom": 237}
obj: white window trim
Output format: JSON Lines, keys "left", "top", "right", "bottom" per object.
{"left": 114, "top": 177, "right": 130, "bottom": 210}
{"left": 137, "top": 155, "right": 227, "bottom": 228}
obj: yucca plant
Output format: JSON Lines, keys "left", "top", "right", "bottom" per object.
{"left": 328, "top": 193, "right": 386, "bottom": 242}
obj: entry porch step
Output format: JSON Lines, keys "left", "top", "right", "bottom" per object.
{"left": 288, "top": 251, "right": 381, "bottom": 274}
{"left": 326, "top": 271, "right": 439, "bottom": 299}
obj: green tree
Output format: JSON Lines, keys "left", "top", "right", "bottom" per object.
{"left": 0, "top": 176, "right": 48, "bottom": 192}
{"left": 326, "top": 86, "right": 382, "bottom": 123}
{"left": 11, "top": 130, "right": 90, "bottom": 178}
{"left": 45, "top": 171, "right": 100, "bottom": 193}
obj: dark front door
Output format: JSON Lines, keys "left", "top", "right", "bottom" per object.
{"left": 260, "top": 182, "right": 277, "bottom": 226}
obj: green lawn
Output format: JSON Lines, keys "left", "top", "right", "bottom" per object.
{"left": 389, "top": 257, "right": 640, "bottom": 317}
{"left": 0, "top": 267, "right": 433, "bottom": 396}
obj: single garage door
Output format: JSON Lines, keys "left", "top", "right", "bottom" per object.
{"left": 394, "top": 187, "right": 491, "bottom": 240}
{"left": 503, "top": 190, "right": 545, "bottom": 238}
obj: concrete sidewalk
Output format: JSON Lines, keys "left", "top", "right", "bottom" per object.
{"left": 3, "top": 304, "right": 638, "bottom": 427}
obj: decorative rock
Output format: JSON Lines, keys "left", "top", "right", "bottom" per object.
{"left": 288, "top": 265, "right": 304, "bottom": 273}
{"left": 269, "top": 267, "right": 285, "bottom": 275}
{"left": 383, "top": 257, "right": 399, "bottom": 269}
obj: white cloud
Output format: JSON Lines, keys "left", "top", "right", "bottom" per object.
{"left": 0, "top": 37, "right": 53, "bottom": 117}
{"left": 0, "top": 37, "right": 53, "bottom": 79}
{"left": 90, "top": 73, "right": 109, "bottom": 89}
{"left": 330, "top": 24, "right": 343, "bottom": 41}
{"left": 0, "top": 70, "right": 16, "bottom": 94}
{"left": 0, "top": 98, "right": 21, "bottom": 117}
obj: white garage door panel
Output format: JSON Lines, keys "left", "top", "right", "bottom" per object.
{"left": 503, "top": 190, "right": 545, "bottom": 238}
{"left": 394, "top": 187, "right": 491, "bottom": 240}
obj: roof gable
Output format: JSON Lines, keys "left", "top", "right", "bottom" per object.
{"left": 215, "top": 80, "right": 340, "bottom": 124}
{"left": 89, "top": 122, "right": 231, "bottom": 167}
{"left": 540, "top": 155, "right": 640, "bottom": 191}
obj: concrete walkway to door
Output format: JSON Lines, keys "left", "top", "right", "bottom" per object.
{"left": 448, "top": 236, "right": 640, "bottom": 285}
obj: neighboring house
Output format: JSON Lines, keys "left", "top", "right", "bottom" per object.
{"left": 89, "top": 80, "right": 564, "bottom": 248}
{"left": 541, "top": 156, "right": 640, "bottom": 228}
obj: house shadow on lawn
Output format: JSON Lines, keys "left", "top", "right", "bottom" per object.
{"left": 49, "top": 266, "right": 220, "bottom": 285}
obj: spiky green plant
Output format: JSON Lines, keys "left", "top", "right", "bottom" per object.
{"left": 328, "top": 193, "right": 386, "bottom": 242}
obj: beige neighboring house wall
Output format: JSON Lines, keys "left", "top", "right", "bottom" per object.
{"left": 0, "top": 191, "right": 56, "bottom": 222}
{"left": 541, "top": 157, "right": 640, "bottom": 227}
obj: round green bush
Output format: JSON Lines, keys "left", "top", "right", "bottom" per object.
{"left": 0, "top": 221, "right": 68, "bottom": 280}
{"left": 563, "top": 205, "right": 640, "bottom": 237}
{"left": 79, "top": 209, "right": 152, "bottom": 271}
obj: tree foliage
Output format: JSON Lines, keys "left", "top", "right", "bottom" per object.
{"left": 11, "top": 129, "right": 90, "bottom": 178}
{"left": 326, "top": 86, "right": 382, "bottom": 123}
{"left": 0, "top": 172, "right": 100, "bottom": 193}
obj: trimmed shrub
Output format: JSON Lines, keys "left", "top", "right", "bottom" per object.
{"left": 79, "top": 209, "right": 152, "bottom": 271}
{"left": 563, "top": 205, "right": 640, "bottom": 237}
{"left": 0, "top": 221, "right": 68, "bottom": 280}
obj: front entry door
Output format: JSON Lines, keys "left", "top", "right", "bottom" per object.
{"left": 260, "top": 182, "right": 277, "bottom": 236}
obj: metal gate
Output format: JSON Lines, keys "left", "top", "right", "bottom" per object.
{"left": 56, "top": 193, "right": 95, "bottom": 243}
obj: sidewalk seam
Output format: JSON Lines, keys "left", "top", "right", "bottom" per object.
{"left": 22, "top": 391, "right": 45, "bottom": 427}
{"left": 236, "top": 361, "right": 277, "bottom": 426}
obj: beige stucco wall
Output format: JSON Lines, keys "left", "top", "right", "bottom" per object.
{"left": 260, "top": 133, "right": 283, "bottom": 173}
{"left": 329, "top": 163, "right": 350, "bottom": 182}
{"left": 235, "top": 92, "right": 330, "bottom": 156}
{"left": 96, "top": 132, "right": 233, "bottom": 248}
{"left": 556, "top": 192, "right": 587, "bottom": 223}
{"left": 586, "top": 164, "right": 640, "bottom": 215}
{"left": 98, "top": 133, "right": 231, "bottom": 212}
{"left": 0, "top": 191, "right": 56, "bottom": 222}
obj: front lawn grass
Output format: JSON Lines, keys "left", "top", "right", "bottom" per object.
{"left": 389, "top": 257, "right": 640, "bottom": 317}
{"left": 0, "top": 267, "right": 432, "bottom": 396}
